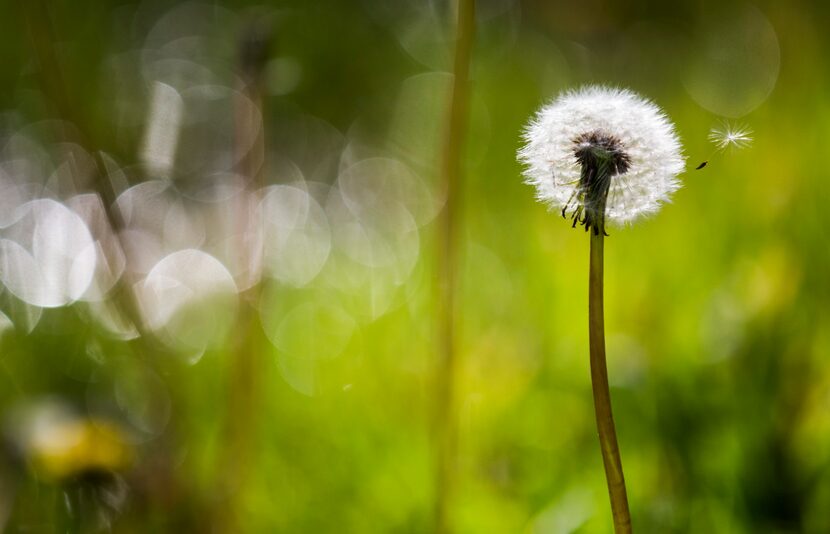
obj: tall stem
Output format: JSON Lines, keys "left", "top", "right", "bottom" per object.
{"left": 216, "top": 20, "right": 271, "bottom": 531}
{"left": 589, "top": 231, "right": 632, "bottom": 533}
{"left": 434, "top": 0, "right": 475, "bottom": 532}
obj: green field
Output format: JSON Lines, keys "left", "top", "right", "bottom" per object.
{"left": 0, "top": 1, "right": 826, "bottom": 532}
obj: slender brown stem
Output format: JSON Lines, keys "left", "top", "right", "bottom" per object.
{"left": 589, "top": 231, "right": 632, "bottom": 533}
{"left": 215, "top": 20, "right": 272, "bottom": 531}
{"left": 434, "top": 1, "right": 475, "bottom": 533}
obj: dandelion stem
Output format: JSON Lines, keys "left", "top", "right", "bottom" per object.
{"left": 589, "top": 231, "right": 632, "bottom": 533}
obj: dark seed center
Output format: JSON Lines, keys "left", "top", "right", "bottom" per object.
{"left": 562, "top": 130, "right": 631, "bottom": 236}
{"left": 573, "top": 131, "right": 631, "bottom": 177}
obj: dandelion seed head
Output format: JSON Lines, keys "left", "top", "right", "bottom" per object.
{"left": 708, "top": 123, "right": 753, "bottom": 151}
{"left": 518, "top": 85, "right": 685, "bottom": 227}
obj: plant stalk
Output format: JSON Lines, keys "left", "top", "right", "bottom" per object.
{"left": 589, "top": 231, "right": 632, "bottom": 533}
{"left": 434, "top": 0, "right": 475, "bottom": 533}
{"left": 215, "top": 20, "right": 272, "bottom": 531}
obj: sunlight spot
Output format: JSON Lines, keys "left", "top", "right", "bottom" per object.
{"left": 141, "top": 82, "right": 183, "bottom": 178}
{"left": 262, "top": 300, "right": 356, "bottom": 396}
{"left": 137, "top": 249, "right": 238, "bottom": 359}
{"left": 683, "top": 2, "right": 779, "bottom": 117}
{"left": 0, "top": 199, "right": 96, "bottom": 308}
{"left": 259, "top": 184, "right": 331, "bottom": 287}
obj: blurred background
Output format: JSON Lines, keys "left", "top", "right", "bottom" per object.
{"left": 0, "top": 0, "right": 826, "bottom": 532}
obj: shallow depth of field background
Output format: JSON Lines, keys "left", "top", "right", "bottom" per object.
{"left": 0, "top": 0, "right": 827, "bottom": 532}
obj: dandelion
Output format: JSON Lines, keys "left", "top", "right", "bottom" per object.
{"left": 519, "top": 85, "right": 685, "bottom": 533}
{"left": 519, "top": 85, "right": 685, "bottom": 234}
{"left": 708, "top": 122, "right": 753, "bottom": 151}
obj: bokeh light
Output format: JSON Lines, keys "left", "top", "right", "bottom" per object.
{"left": 0, "top": 0, "right": 826, "bottom": 532}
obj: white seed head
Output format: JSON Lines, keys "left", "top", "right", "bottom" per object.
{"left": 519, "top": 85, "right": 685, "bottom": 227}
{"left": 708, "top": 122, "right": 753, "bottom": 151}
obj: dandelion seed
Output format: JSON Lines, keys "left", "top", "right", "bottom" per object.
{"left": 518, "top": 86, "right": 685, "bottom": 234}
{"left": 708, "top": 122, "right": 753, "bottom": 151}
{"left": 695, "top": 122, "right": 753, "bottom": 170}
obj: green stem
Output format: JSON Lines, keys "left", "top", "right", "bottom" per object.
{"left": 434, "top": 0, "right": 475, "bottom": 532}
{"left": 215, "top": 20, "right": 272, "bottom": 531}
{"left": 589, "top": 231, "right": 632, "bottom": 533}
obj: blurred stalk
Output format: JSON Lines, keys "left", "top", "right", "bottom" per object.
{"left": 589, "top": 232, "right": 632, "bottom": 533}
{"left": 434, "top": 0, "right": 474, "bottom": 533}
{"left": 23, "top": 2, "right": 194, "bottom": 526}
{"left": 25, "top": 0, "right": 122, "bottom": 211}
{"left": 23, "top": 0, "right": 146, "bottom": 329}
{"left": 215, "top": 19, "right": 271, "bottom": 531}
{"left": 25, "top": 1, "right": 74, "bottom": 133}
